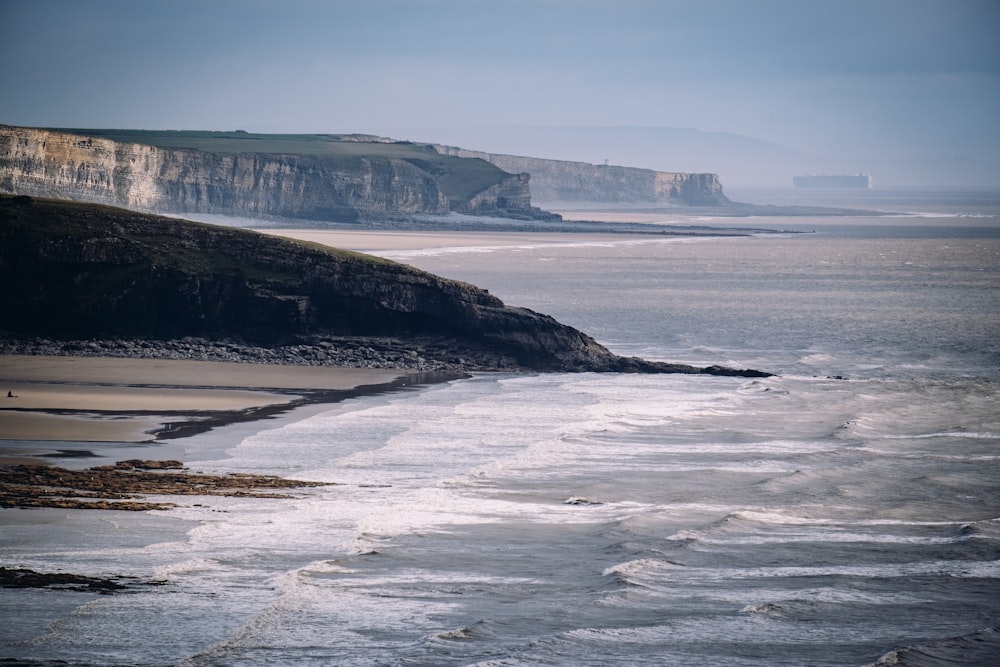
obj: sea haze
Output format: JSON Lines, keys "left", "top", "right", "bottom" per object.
{"left": 1, "top": 190, "right": 998, "bottom": 666}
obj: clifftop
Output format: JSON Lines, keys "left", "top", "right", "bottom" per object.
{"left": 1, "top": 126, "right": 734, "bottom": 227}
{"left": 0, "top": 126, "right": 557, "bottom": 223}
{"left": 432, "top": 145, "right": 730, "bottom": 206}
{"left": 0, "top": 195, "right": 768, "bottom": 377}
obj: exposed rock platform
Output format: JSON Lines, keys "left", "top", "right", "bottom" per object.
{"left": 0, "top": 567, "right": 135, "bottom": 593}
{"left": 0, "top": 459, "right": 330, "bottom": 511}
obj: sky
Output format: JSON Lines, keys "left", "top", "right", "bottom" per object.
{"left": 1, "top": 0, "right": 998, "bottom": 186}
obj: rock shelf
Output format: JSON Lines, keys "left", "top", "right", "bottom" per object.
{"left": 0, "top": 567, "right": 135, "bottom": 593}
{"left": 0, "top": 459, "right": 331, "bottom": 511}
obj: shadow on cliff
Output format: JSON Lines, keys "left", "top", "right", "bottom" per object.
{"left": 0, "top": 195, "right": 769, "bottom": 378}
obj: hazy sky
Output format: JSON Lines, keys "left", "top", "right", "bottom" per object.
{"left": 2, "top": 0, "right": 998, "bottom": 185}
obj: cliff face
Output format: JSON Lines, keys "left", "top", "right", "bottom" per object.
{"left": 0, "top": 126, "right": 730, "bottom": 221}
{"left": 0, "top": 126, "right": 545, "bottom": 223}
{"left": 450, "top": 171, "right": 557, "bottom": 220}
{"left": 434, "top": 146, "right": 730, "bottom": 206}
{"left": 0, "top": 195, "right": 768, "bottom": 377}
{"left": 0, "top": 195, "right": 614, "bottom": 371}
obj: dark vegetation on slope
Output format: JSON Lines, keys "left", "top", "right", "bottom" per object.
{"left": 0, "top": 195, "right": 769, "bottom": 377}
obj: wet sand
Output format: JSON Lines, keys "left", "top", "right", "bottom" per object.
{"left": 2, "top": 226, "right": 640, "bottom": 451}
{"left": 0, "top": 355, "right": 403, "bottom": 445}
{"left": 257, "top": 228, "right": 654, "bottom": 253}
{"left": 555, "top": 211, "right": 692, "bottom": 223}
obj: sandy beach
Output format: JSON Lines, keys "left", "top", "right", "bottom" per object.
{"left": 256, "top": 227, "right": 655, "bottom": 253}
{"left": 2, "top": 226, "right": 636, "bottom": 454}
{"left": 0, "top": 355, "right": 403, "bottom": 445}
{"left": 554, "top": 211, "right": 691, "bottom": 224}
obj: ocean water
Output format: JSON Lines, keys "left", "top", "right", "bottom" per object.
{"left": 2, "top": 189, "right": 999, "bottom": 666}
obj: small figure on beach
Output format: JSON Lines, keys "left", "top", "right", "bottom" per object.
{"left": 7, "top": 390, "right": 15, "bottom": 398}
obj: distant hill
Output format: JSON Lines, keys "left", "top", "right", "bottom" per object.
{"left": 374, "top": 126, "right": 814, "bottom": 189}
{"left": 377, "top": 125, "right": 1000, "bottom": 189}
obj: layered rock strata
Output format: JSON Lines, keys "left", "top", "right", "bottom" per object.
{"left": 0, "top": 126, "right": 550, "bottom": 223}
{"left": 433, "top": 145, "right": 730, "bottom": 205}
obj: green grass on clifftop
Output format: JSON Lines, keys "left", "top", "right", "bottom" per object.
{"left": 47, "top": 128, "right": 511, "bottom": 204}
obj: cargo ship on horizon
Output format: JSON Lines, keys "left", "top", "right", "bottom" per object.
{"left": 793, "top": 173, "right": 873, "bottom": 189}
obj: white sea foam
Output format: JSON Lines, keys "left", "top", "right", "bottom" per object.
{"left": 878, "top": 430, "right": 1000, "bottom": 440}
{"left": 8, "top": 199, "right": 999, "bottom": 666}
{"left": 629, "top": 559, "right": 1000, "bottom": 582}
{"left": 371, "top": 235, "right": 693, "bottom": 261}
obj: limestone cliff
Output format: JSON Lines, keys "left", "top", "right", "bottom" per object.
{"left": 433, "top": 146, "right": 730, "bottom": 205}
{"left": 0, "top": 126, "right": 550, "bottom": 223}
{"left": 0, "top": 194, "right": 768, "bottom": 377}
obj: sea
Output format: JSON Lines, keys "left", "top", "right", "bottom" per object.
{"left": 2, "top": 187, "right": 999, "bottom": 666}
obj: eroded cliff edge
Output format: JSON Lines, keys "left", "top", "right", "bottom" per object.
{"left": 0, "top": 126, "right": 733, "bottom": 226}
{"left": 0, "top": 126, "right": 557, "bottom": 223}
{"left": 0, "top": 195, "right": 767, "bottom": 377}
{"left": 432, "top": 145, "right": 730, "bottom": 206}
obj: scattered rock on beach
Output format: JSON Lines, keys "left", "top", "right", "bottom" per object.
{"left": 0, "top": 567, "right": 129, "bottom": 593}
{"left": 0, "top": 460, "right": 332, "bottom": 511}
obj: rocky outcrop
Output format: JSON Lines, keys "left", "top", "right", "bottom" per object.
{"left": 0, "top": 460, "right": 330, "bottom": 511}
{"left": 451, "top": 171, "right": 560, "bottom": 220}
{"left": 0, "top": 126, "right": 549, "bottom": 223}
{"left": 0, "top": 195, "right": 768, "bottom": 377}
{"left": 0, "top": 567, "right": 132, "bottom": 589}
{"left": 433, "top": 145, "right": 730, "bottom": 205}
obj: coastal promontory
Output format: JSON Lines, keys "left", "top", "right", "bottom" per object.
{"left": 432, "top": 144, "right": 730, "bottom": 206}
{"left": 0, "top": 195, "right": 767, "bottom": 377}
{"left": 0, "top": 126, "right": 731, "bottom": 225}
{"left": 0, "top": 126, "right": 556, "bottom": 223}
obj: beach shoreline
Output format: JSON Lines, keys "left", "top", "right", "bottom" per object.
{"left": 0, "top": 226, "right": 671, "bottom": 469}
{"left": 0, "top": 354, "right": 462, "bottom": 459}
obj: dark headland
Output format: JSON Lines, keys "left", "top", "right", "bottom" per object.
{"left": 0, "top": 194, "right": 769, "bottom": 513}
{"left": 0, "top": 194, "right": 769, "bottom": 378}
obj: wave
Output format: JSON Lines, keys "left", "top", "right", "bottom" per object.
{"left": 565, "top": 496, "right": 604, "bottom": 506}
{"left": 755, "top": 468, "right": 834, "bottom": 493}
{"left": 739, "top": 586, "right": 929, "bottom": 611}
{"left": 878, "top": 430, "right": 1000, "bottom": 441}
{"left": 601, "top": 439, "right": 850, "bottom": 456}
{"left": 601, "top": 558, "right": 686, "bottom": 588}
{"left": 697, "top": 559, "right": 1000, "bottom": 581}
{"left": 678, "top": 531, "right": 974, "bottom": 547}
{"left": 796, "top": 353, "right": 837, "bottom": 366}
{"left": 152, "top": 557, "right": 223, "bottom": 579}
{"left": 958, "top": 517, "right": 1000, "bottom": 539}
{"left": 885, "top": 210, "right": 996, "bottom": 219}
{"left": 604, "top": 554, "right": 1000, "bottom": 592}
{"left": 554, "top": 616, "right": 998, "bottom": 662}
{"left": 372, "top": 235, "right": 694, "bottom": 260}
{"left": 426, "top": 619, "right": 499, "bottom": 644}
{"left": 736, "top": 581, "right": 961, "bottom": 620}
{"left": 662, "top": 510, "right": 999, "bottom": 548}
{"left": 740, "top": 602, "right": 794, "bottom": 619}
{"left": 865, "top": 626, "right": 1000, "bottom": 667}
